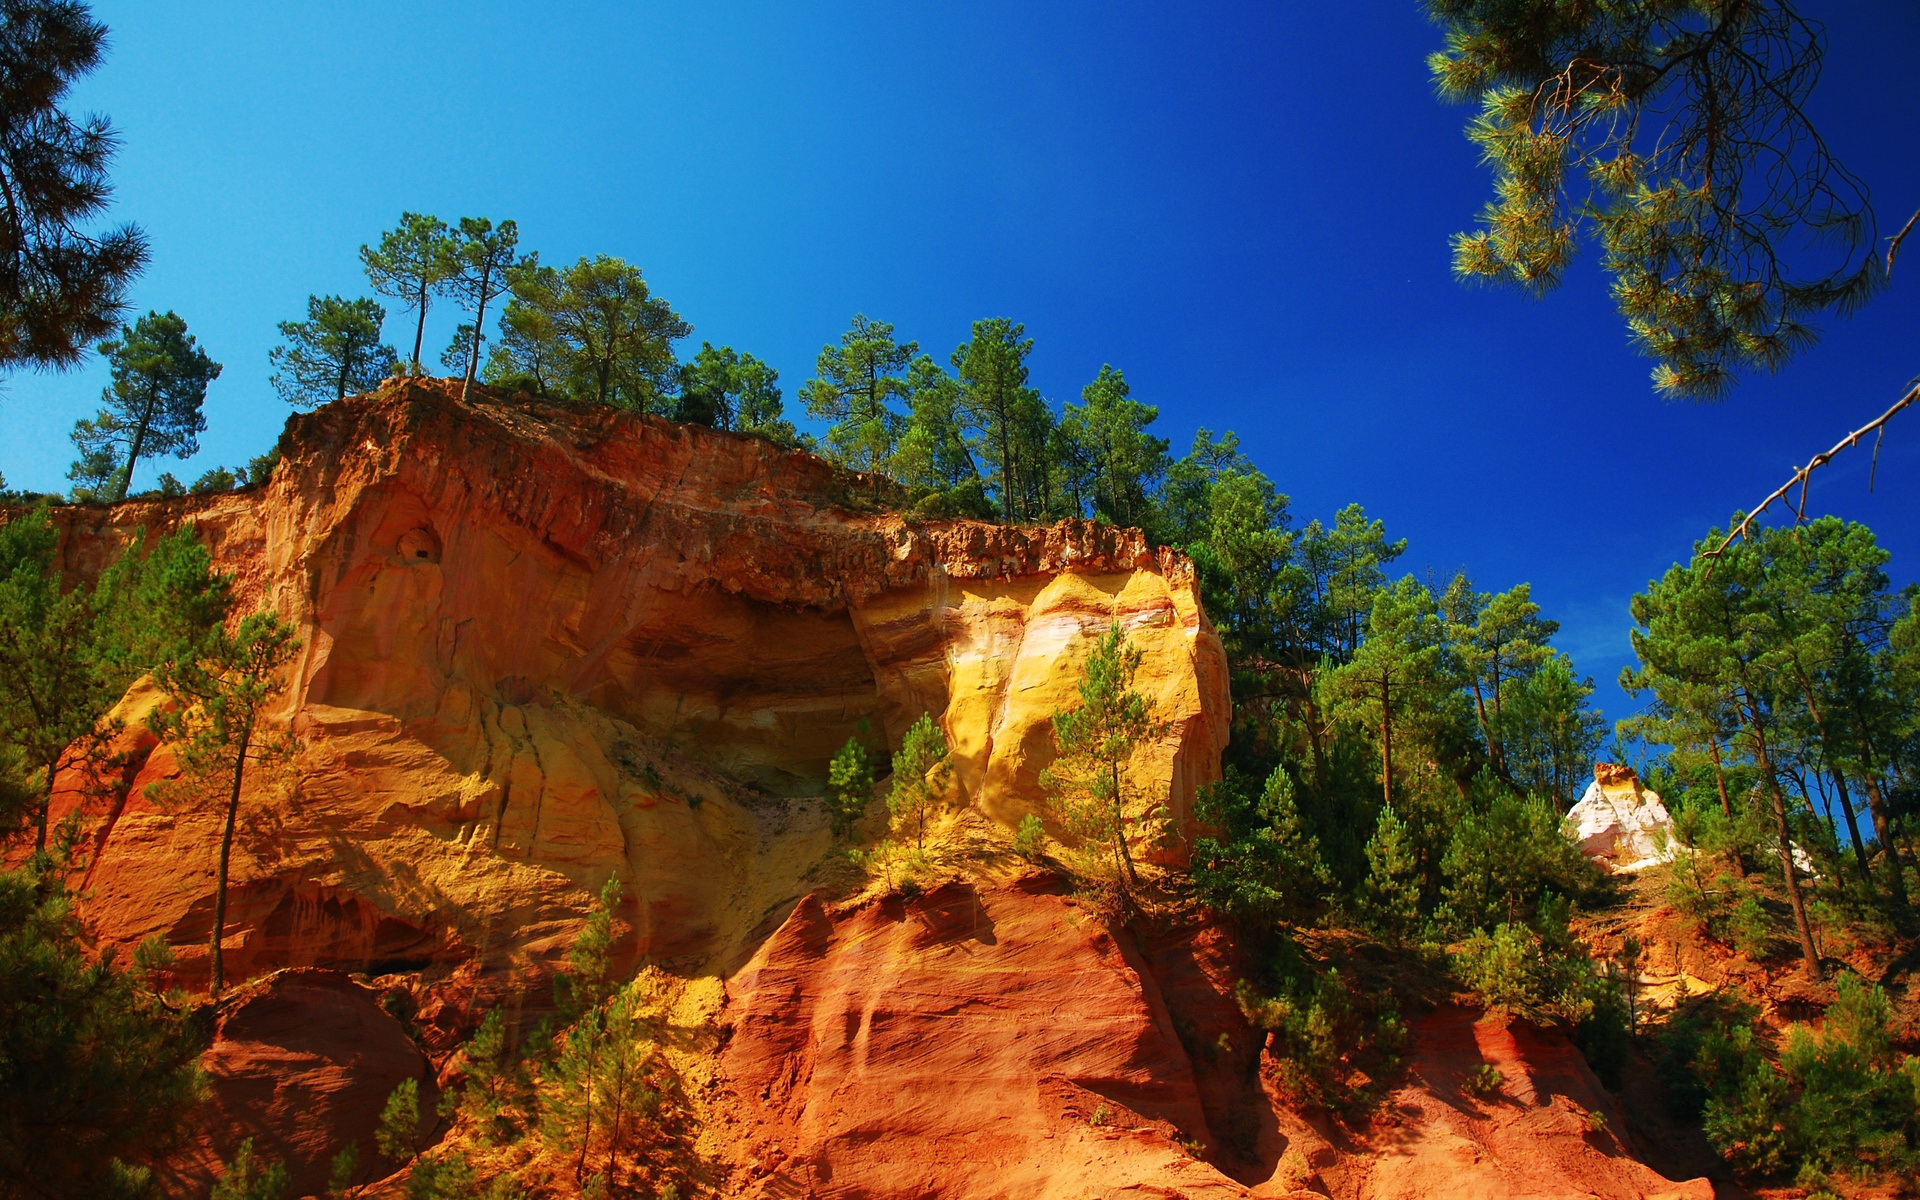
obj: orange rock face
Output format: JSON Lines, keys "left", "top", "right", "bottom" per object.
{"left": 48, "top": 380, "right": 1228, "bottom": 996}
{"left": 717, "top": 879, "right": 1254, "bottom": 1198}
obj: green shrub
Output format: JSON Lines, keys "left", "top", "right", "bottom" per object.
{"left": 1667, "top": 974, "right": 1920, "bottom": 1181}
{"left": 1452, "top": 895, "right": 1597, "bottom": 1025}
{"left": 1013, "top": 813, "right": 1047, "bottom": 862}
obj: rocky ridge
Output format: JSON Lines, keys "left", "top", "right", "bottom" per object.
{"left": 30, "top": 381, "right": 1715, "bottom": 1198}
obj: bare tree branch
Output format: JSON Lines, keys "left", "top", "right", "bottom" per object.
{"left": 1706, "top": 379, "right": 1920, "bottom": 558}
{"left": 1889, "top": 206, "right": 1920, "bottom": 272}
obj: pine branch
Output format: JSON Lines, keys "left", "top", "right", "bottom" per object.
{"left": 1706, "top": 378, "right": 1920, "bottom": 560}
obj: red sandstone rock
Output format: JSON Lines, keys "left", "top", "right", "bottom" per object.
{"left": 161, "top": 969, "right": 436, "bottom": 1199}
{"left": 39, "top": 380, "right": 1228, "bottom": 995}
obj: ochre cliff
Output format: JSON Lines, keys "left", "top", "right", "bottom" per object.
{"left": 47, "top": 378, "right": 1228, "bottom": 997}
{"left": 32, "top": 381, "right": 1712, "bottom": 1198}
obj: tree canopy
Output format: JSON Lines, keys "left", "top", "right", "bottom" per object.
{"left": 0, "top": 0, "right": 147, "bottom": 372}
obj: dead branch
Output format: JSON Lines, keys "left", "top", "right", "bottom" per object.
{"left": 1889, "top": 207, "right": 1920, "bottom": 272}
{"left": 1706, "top": 379, "right": 1920, "bottom": 559}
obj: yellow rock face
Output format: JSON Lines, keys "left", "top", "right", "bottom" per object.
{"left": 43, "top": 380, "right": 1228, "bottom": 998}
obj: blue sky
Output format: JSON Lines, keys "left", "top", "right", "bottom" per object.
{"left": 5, "top": 1, "right": 1917, "bottom": 725}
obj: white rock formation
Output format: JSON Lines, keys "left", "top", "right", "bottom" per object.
{"left": 1565, "top": 763, "right": 1676, "bottom": 873}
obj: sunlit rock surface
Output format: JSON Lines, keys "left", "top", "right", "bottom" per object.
{"left": 1565, "top": 763, "right": 1677, "bottom": 874}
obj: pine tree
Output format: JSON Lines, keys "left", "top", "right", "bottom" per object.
{"left": 447, "top": 217, "right": 519, "bottom": 401}
{"left": 886, "top": 713, "right": 951, "bottom": 852}
{"left": 1441, "top": 575, "right": 1556, "bottom": 782}
{"left": 892, "top": 354, "right": 986, "bottom": 510}
{"left": 0, "top": 518, "right": 222, "bottom": 854}
{"left": 801, "top": 314, "right": 915, "bottom": 473}
{"left": 0, "top": 0, "right": 148, "bottom": 371}
{"left": 0, "top": 862, "right": 204, "bottom": 1198}
{"left": 149, "top": 608, "right": 301, "bottom": 997}
{"left": 1055, "top": 365, "right": 1169, "bottom": 527}
{"left": 0, "top": 508, "right": 116, "bottom": 853}
{"left": 67, "top": 310, "right": 220, "bottom": 501}
{"left": 673, "top": 342, "right": 789, "bottom": 439}
{"left": 950, "top": 318, "right": 1041, "bottom": 522}
{"left": 1323, "top": 577, "right": 1455, "bottom": 811}
{"left": 359, "top": 213, "right": 458, "bottom": 375}
{"left": 1041, "top": 623, "right": 1168, "bottom": 897}
{"left": 490, "top": 255, "right": 690, "bottom": 412}
{"left": 1359, "top": 804, "right": 1421, "bottom": 941}
{"left": 554, "top": 876, "right": 622, "bottom": 1020}
{"left": 269, "top": 295, "right": 397, "bottom": 408}
{"left": 1625, "top": 533, "right": 1824, "bottom": 977}
{"left": 374, "top": 1079, "right": 421, "bottom": 1164}
{"left": 1426, "top": 0, "right": 1884, "bottom": 397}
{"left": 825, "top": 736, "right": 876, "bottom": 840}
{"left": 209, "top": 1139, "right": 291, "bottom": 1200}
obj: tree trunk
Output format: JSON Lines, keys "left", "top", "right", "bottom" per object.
{"left": 1706, "top": 736, "right": 1746, "bottom": 878}
{"left": 462, "top": 266, "right": 492, "bottom": 403}
{"left": 1744, "top": 701, "right": 1821, "bottom": 979}
{"left": 33, "top": 753, "right": 56, "bottom": 855}
{"left": 1379, "top": 672, "right": 1395, "bottom": 812}
{"left": 210, "top": 713, "right": 254, "bottom": 998}
{"left": 1112, "top": 759, "right": 1140, "bottom": 890}
{"left": 1857, "top": 761, "right": 1912, "bottom": 914}
{"left": 410, "top": 278, "right": 429, "bottom": 375}
{"left": 112, "top": 386, "right": 160, "bottom": 503}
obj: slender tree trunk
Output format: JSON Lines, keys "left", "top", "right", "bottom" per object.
{"left": 210, "top": 713, "right": 255, "bottom": 998}
{"left": 1112, "top": 759, "right": 1139, "bottom": 890}
{"left": 411, "top": 279, "right": 429, "bottom": 375}
{"left": 1856, "top": 757, "right": 1912, "bottom": 913}
{"left": 1379, "top": 672, "right": 1394, "bottom": 811}
{"left": 1707, "top": 736, "right": 1746, "bottom": 878}
{"left": 1301, "top": 685, "right": 1331, "bottom": 800}
{"left": 462, "top": 266, "right": 492, "bottom": 403}
{"left": 1742, "top": 697, "right": 1821, "bottom": 979}
{"left": 34, "top": 753, "right": 56, "bottom": 855}
{"left": 112, "top": 387, "right": 160, "bottom": 503}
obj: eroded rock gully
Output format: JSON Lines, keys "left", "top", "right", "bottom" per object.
{"left": 30, "top": 381, "right": 1712, "bottom": 1197}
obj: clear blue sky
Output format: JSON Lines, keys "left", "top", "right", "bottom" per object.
{"left": 5, "top": 1, "right": 1917, "bottom": 727}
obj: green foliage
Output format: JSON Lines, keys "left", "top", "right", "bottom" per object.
{"left": 375, "top": 1078, "right": 422, "bottom": 1163}
{"left": 555, "top": 876, "right": 623, "bottom": 1020}
{"left": 486, "top": 254, "right": 690, "bottom": 412}
{"left": 1235, "top": 966, "right": 1404, "bottom": 1111}
{"left": 1322, "top": 576, "right": 1457, "bottom": 810}
{"left": 673, "top": 342, "right": 795, "bottom": 442}
{"left": 1440, "top": 784, "right": 1593, "bottom": 931}
{"left": 1462, "top": 1063, "right": 1504, "bottom": 1099}
{"left": 209, "top": 1139, "right": 291, "bottom": 1200}
{"left": 1191, "top": 766, "right": 1328, "bottom": 926}
{"left": 825, "top": 736, "right": 876, "bottom": 840}
{"left": 885, "top": 713, "right": 951, "bottom": 851}
{"left": 802, "top": 314, "right": 914, "bottom": 472}
{"left": 0, "top": 517, "right": 224, "bottom": 853}
{"left": 446, "top": 217, "right": 519, "bottom": 398}
{"left": 148, "top": 602, "right": 300, "bottom": 997}
{"left": 0, "top": 861, "right": 204, "bottom": 1199}
{"left": 950, "top": 317, "right": 1049, "bottom": 521}
{"left": 541, "top": 973, "right": 675, "bottom": 1193}
{"left": 1657, "top": 977, "right": 1920, "bottom": 1181}
{"left": 1054, "top": 364, "right": 1169, "bottom": 528}
{"left": 360, "top": 212, "right": 459, "bottom": 374}
{"left": 68, "top": 310, "right": 220, "bottom": 501}
{"left": 1426, "top": 0, "right": 1882, "bottom": 397}
{"left": 0, "top": 0, "right": 148, "bottom": 371}
{"left": 1452, "top": 895, "right": 1599, "bottom": 1025}
{"left": 325, "top": 1142, "right": 359, "bottom": 1200}
{"left": 269, "top": 294, "right": 397, "bottom": 407}
{"left": 1356, "top": 804, "right": 1421, "bottom": 941}
{"left": 1041, "top": 623, "right": 1168, "bottom": 898}
{"left": 1013, "top": 813, "right": 1047, "bottom": 862}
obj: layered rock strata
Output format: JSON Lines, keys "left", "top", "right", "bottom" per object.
{"left": 44, "top": 379, "right": 1229, "bottom": 995}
